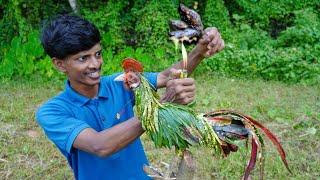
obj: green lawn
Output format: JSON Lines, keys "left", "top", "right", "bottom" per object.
{"left": 0, "top": 73, "right": 319, "bottom": 179}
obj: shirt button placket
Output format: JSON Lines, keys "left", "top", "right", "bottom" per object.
{"left": 94, "top": 99, "right": 105, "bottom": 125}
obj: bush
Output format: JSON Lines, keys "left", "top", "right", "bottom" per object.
{"left": 0, "top": 0, "right": 319, "bottom": 84}
{"left": 82, "top": 1, "right": 127, "bottom": 52}
{"left": 0, "top": 30, "right": 58, "bottom": 80}
{"left": 275, "top": 8, "right": 320, "bottom": 48}
{"left": 205, "top": 45, "right": 320, "bottom": 84}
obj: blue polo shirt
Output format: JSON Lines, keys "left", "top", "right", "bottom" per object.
{"left": 36, "top": 72, "right": 158, "bottom": 180}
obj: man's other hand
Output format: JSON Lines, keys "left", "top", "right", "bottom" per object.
{"left": 160, "top": 69, "right": 195, "bottom": 105}
{"left": 195, "top": 27, "right": 225, "bottom": 58}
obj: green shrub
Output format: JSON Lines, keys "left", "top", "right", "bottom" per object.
{"left": 203, "top": 0, "right": 231, "bottom": 32}
{"left": 233, "top": 0, "right": 319, "bottom": 30}
{"left": 133, "top": 1, "right": 177, "bottom": 50}
{"left": 205, "top": 45, "right": 320, "bottom": 84}
{"left": 82, "top": 1, "right": 127, "bottom": 52}
{"left": 275, "top": 8, "right": 320, "bottom": 48}
{"left": 0, "top": 0, "right": 319, "bottom": 84}
{"left": 0, "top": 30, "right": 58, "bottom": 80}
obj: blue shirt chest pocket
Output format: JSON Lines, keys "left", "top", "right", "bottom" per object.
{"left": 100, "top": 113, "right": 123, "bottom": 160}
{"left": 73, "top": 108, "right": 102, "bottom": 131}
{"left": 73, "top": 108, "right": 121, "bottom": 160}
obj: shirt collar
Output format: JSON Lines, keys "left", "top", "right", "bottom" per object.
{"left": 97, "top": 80, "right": 108, "bottom": 98}
{"left": 64, "top": 80, "right": 108, "bottom": 106}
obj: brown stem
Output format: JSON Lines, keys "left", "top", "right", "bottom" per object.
{"left": 176, "top": 150, "right": 196, "bottom": 180}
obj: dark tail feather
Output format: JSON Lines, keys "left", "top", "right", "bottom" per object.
{"left": 243, "top": 115, "right": 291, "bottom": 173}
{"left": 244, "top": 138, "right": 258, "bottom": 180}
{"left": 259, "top": 146, "right": 265, "bottom": 180}
{"left": 204, "top": 109, "right": 291, "bottom": 174}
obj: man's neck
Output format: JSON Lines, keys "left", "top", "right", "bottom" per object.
{"left": 70, "top": 81, "right": 99, "bottom": 98}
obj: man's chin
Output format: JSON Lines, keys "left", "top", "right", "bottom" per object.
{"left": 86, "top": 76, "right": 101, "bottom": 86}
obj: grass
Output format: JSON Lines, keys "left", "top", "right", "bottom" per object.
{"left": 0, "top": 73, "right": 319, "bottom": 179}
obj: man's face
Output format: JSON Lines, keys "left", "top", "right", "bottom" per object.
{"left": 62, "top": 43, "right": 103, "bottom": 88}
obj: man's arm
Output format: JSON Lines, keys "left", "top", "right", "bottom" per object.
{"left": 36, "top": 103, "right": 140, "bottom": 157}
{"left": 73, "top": 117, "right": 143, "bottom": 157}
{"left": 157, "top": 27, "right": 225, "bottom": 88}
{"left": 73, "top": 28, "right": 225, "bottom": 156}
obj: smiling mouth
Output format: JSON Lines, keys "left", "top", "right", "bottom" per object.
{"left": 85, "top": 70, "right": 100, "bottom": 79}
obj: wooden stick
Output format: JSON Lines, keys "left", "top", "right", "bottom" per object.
{"left": 176, "top": 150, "right": 196, "bottom": 180}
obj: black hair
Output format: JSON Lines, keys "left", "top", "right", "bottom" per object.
{"left": 41, "top": 14, "right": 101, "bottom": 59}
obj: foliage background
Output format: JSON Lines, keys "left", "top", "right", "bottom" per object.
{"left": 0, "top": 0, "right": 319, "bottom": 84}
{"left": 0, "top": 0, "right": 319, "bottom": 179}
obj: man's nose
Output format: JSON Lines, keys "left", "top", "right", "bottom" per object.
{"left": 88, "top": 56, "right": 100, "bottom": 68}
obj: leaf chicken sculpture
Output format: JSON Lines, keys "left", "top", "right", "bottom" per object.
{"left": 117, "top": 58, "right": 291, "bottom": 180}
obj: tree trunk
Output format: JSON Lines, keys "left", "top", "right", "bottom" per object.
{"left": 68, "top": 0, "right": 78, "bottom": 13}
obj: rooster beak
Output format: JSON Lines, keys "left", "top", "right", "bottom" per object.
{"left": 130, "top": 83, "right": 140, "bottom": 89}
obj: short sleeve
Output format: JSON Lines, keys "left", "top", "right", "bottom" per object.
{"left": 36, "top": 101, "right": 90, "bottom": 154}
{"left": 143, "top": 72, "right": 159, "bottom": 89}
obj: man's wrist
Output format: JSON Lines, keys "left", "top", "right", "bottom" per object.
{"left": 189, "top": 46, "right": 206, "bottom": 62}
{"left": 186, "top": 46, "right": 206, "bottom": 74}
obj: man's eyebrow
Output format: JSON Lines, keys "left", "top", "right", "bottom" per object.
{"left": 75, "top": 54, "right": 89, "bottom": 59}
{"left": 71, "top": 48, "right": 102, "bottom": 59}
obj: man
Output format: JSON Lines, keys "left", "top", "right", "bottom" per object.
{"left": 36, "top": 14, "right": 224, "bottom": 179}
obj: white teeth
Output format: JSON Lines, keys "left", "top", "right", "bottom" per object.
{"left": 87, "top": 71, "right": 99, "bottom": 78}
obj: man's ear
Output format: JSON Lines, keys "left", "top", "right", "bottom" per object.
{"left": 52, "top": 57, "right": 67, "bottom": 73}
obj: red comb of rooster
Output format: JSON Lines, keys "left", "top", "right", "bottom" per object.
{"left": 122, "top": 58, "right": 143, "bottom": 73}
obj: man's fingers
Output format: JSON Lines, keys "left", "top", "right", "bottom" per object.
{"left": 160, "top": 88, "right": 176, "bottom": 103}
{"left": 176, "top": 85, "right": 196, "bottom": 95}
{"left": 211, "top": 40, "right": 222, "bottom": 53}
{"left": 199, "top": 27, "right": 217, "bottom": 45}
{"left": 163, "top": 76, "right": 196, "bottom": 104}
{"left": 175, "top": 91, "right": 195, "bottom": 100}
{"left": 204, "top": 27, "right": 218, "bottom": 36}
{"left": 169, "top": 68, "right": 190, "bottom": 79}
{"left": 169, "top": 68, "right": 181, "bottom": 79}
{"left": 204, "top": 39, "right": 225, "bottom": 57}
{"left": 180, "top": 78, "right": 195, "bottom": 86}
{"left": 174, "top": 95, "right": 195, "bottom": 105}
{"left": 167, "top": 78, "right": 195, "bottom": 87}
{"left": 161, "top": 87, "right": 195, "bottom": 104}
{"left": 207, "top": 36, "right": 221, "bottom": 50}
{"left": 207, "top": 34, "right": 221, "bottom": 50}
{"left": 199, "top": 35, "right": 210, "bottom": 45}
{"left": 204, "top": 28, "right": 218, "bottom": 40}
{"left": 208, "top": 29, "right": 218, "bottom": 41}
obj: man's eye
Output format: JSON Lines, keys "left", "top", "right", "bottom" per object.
{"left": 78, "top": 56, "right": 87, "bottom": 62}
{"left": 95, "top": 51, "right": 102, "bottom": 57}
